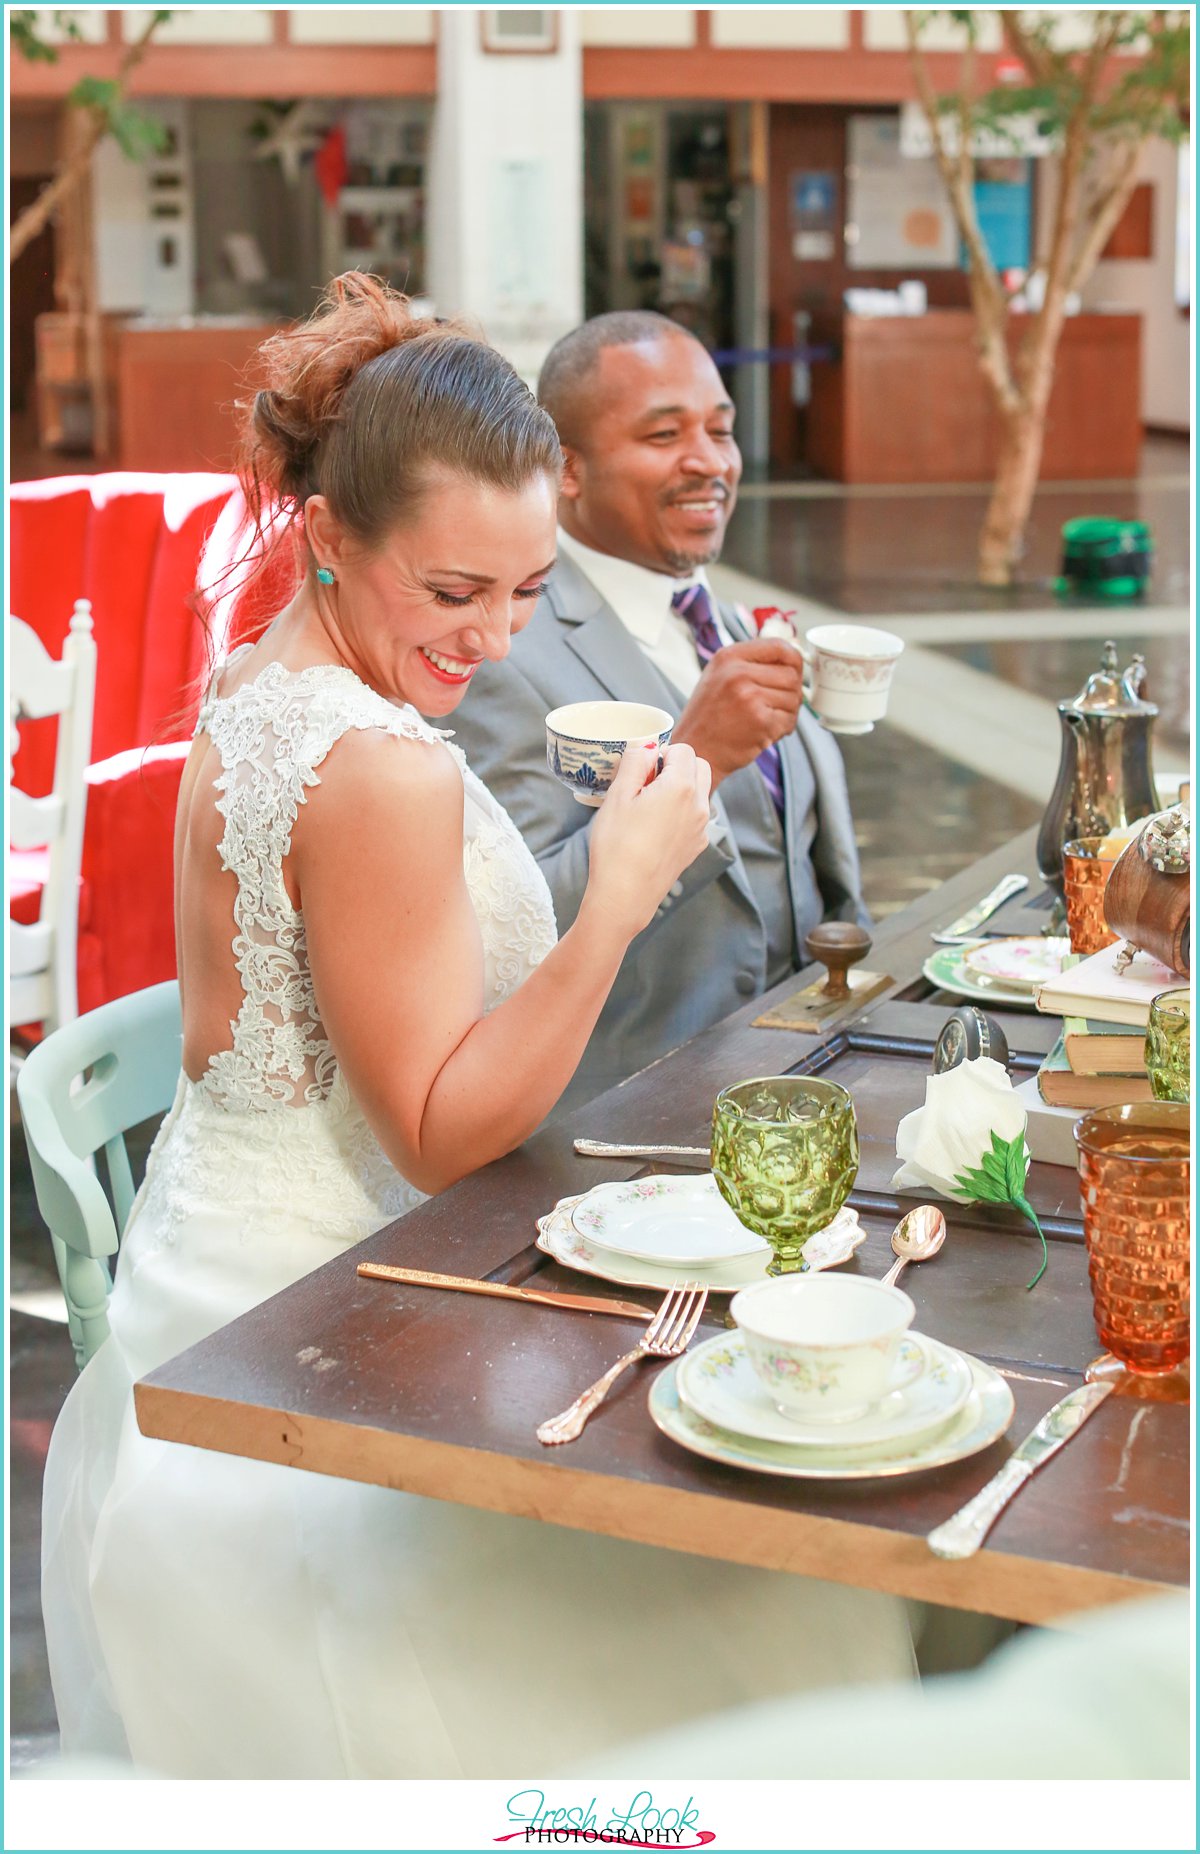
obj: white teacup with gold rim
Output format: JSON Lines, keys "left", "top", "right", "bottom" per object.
{"left": 804, "top": 623, "right": 904, "bottom": 736}
{"left": 546, "top": 700, "right": 674, "bottom": 807}
{"left": 730, "top": 1273, "right": 918, "bottom": 1423}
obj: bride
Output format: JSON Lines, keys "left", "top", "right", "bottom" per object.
{"left": 41, "top": 273, "right": 915, "bottom": 1779}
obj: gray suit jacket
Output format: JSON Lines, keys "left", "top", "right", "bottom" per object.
{"left": 452, "top": 552, "right": 866, "bottom": 1107}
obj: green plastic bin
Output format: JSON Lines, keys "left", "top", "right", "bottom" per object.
{"left": 1055, "top": 517, "right": 1152, "bottom": 601}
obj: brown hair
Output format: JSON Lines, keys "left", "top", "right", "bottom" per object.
{"left": 207, "top": 272, "right": 562, "bottom": 646}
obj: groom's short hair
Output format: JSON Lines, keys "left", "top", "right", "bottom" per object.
{"left": 538, "top": 311, "right": 694, "bottom": 448}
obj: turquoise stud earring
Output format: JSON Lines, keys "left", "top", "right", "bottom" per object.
{"left": 316, "top": 565, "right": 335, "bottom": 586}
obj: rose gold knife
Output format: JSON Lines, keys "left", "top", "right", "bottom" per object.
{"left": 356, "top": 1261, "right": 653, "bottom": 1320}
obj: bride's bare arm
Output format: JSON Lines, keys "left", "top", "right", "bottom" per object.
{"left": 297, "top": 730, "right": 709, "bottom": 1194}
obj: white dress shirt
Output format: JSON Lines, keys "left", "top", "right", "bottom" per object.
{"left": 555, "top": 527, "right": 735, "bottom": 698}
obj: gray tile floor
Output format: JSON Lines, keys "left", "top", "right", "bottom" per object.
{"left": 8, "top": 443, "right": 1191, "bottom": 1760}
{"left": 727, "top": 434, "right": 1189, "bottom": 615}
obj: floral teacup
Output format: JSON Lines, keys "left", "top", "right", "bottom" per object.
{"left": 545, "top": 700, "right": 674, "bottom": 807}
{"left": 730, "top": 1274, "right": 917, "bottom": 1423}
{"left": 803, "top": 623, "right": 904, "bottom": 736}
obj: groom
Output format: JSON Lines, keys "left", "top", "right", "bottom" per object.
{"left": 453, "top": 311, "right": 866, "bottom": 1108}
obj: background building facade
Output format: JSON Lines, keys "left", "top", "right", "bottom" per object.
{"left": 10, "top": 6, "right": 1190, "bottom": 471}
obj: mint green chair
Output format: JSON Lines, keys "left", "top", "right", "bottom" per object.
{"left": 16, "top": 981, "right": 182, "bottom": 1369}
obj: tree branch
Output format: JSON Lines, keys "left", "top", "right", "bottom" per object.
{"left": 998, "top": 9, "right": 1058, "bottom": 86}
{"left": 905, "top": 11, "right": 1018, "bottom": 415}
{"left": 1066, "top": 134, "right": 1148, "bottom": 295}
{"left": 10, "top": 10, "right": 164, "bottom": 265}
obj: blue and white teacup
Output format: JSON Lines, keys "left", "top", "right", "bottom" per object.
{"left": 545, "top": 701, "right": 674, "bottom": 808}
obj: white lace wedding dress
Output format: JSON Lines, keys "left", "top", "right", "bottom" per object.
{"left": 41, "top": 655, "right": 914, "bottom": 1779}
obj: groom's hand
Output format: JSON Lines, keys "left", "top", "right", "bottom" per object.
{"left": 673, "top": 639, "right": 804, "bottom": 787}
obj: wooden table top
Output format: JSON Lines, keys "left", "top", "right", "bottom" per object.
{"left": 135, "top": 829, "right": 1191, "bottom": 1626}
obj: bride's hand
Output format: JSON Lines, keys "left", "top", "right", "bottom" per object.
{"left": 582, "top": 740, "right": 713, "bottom": 939}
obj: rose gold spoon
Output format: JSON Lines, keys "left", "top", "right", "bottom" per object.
{"left": 880, "top": 1204, "right": 947, "bottom": 1291}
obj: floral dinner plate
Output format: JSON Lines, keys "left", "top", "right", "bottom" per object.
{"left": 922, "top": 942, "right": 1036, "bottom": 1010}
{"left": 569, "top": 1174, "right": 767, "bottom": 1265}
{"left": 963, "top": 936, "right": 1071, "bottom": 994}
{"left": 537, "top": 1195, "right": 865, "bottom": 1295}
{"left": 649, "top": 1350, "right": 1013, "bottom": 1480}
{"left": 676, "top": 1328, "right": 973, "bottom": 1448}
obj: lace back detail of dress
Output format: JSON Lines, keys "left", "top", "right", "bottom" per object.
{"left": 194, "top": 660, "right": 463, "bottom": 1113}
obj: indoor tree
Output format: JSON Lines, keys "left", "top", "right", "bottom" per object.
{"left": 10, "top": 8, "right": 172, "bottom": 265}
{"left": 904, "top": 9, "right": 1188, "bottom": 586}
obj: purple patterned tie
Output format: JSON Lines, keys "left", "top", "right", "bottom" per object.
{"left": 671, "top": 583, "right": 786, "bottom": 818}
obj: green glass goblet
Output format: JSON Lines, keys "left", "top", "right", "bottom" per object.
{"left": 711, "top": 1076, "right": 859, "bottom": 1276}
{"left": 1144, "top": 988, "right": 1191, "bottom": 1104}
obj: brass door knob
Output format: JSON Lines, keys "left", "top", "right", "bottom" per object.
{"left": 804, "top": 922, "right": 872, "bottom": 1002}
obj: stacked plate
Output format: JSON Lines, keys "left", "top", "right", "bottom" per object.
{"left": 536, "top": 1173, "right": 866, "bottom": 1295}
{"left": 923, "top": 935, "right": 1070, "bottom": 1010}
{"left": 651, "top": 1328, "right": 1014, "bottom": 1479}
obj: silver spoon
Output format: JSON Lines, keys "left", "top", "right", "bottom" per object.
{"left": 880, "top": 1204, "right": 947, "bottom": 1291}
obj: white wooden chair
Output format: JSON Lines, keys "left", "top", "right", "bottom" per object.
{"left": 9, "top": 603, "right": 97, "bottom": 1037}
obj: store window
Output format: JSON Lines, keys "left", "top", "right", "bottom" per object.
{"left": 584, "top": 102, "right": 737, "bottom": 352}
{"left": 188, "top": 99, "right": 431, "bottom": 320}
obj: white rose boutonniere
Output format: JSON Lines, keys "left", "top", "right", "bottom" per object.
{"left": 892, "top": 1057, "right": 1048, "bottom": 1288}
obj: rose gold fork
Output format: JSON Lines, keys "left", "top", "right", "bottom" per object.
{"left": 536, "top": 1283, "right": 708, "bottom": 1447}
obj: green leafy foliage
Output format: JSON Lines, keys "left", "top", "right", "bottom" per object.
{"left": 953, "top": 1131, "right": 1049, "bottom": 1290}
{"left": 8, "top": 8, "right": 81, "bottom": 62}
{"left": 912, "top": 8, "right": 1188, "bottom": 145}
{"left": 66, "top": 76, "right": 170, "bottom": 157}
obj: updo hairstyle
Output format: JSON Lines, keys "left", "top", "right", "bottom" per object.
{"left": 219, "top": 273, "right": 562, "bottom": 637}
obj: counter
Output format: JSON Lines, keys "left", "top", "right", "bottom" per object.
{"left": 114, "top": 318, "right": 282, "bottom": 471}
{"left": 807, "top": 310, "right": 1142, "bottom": 485}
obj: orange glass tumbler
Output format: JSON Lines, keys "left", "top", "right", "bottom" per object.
{"left": 1074, "top": 1103, "right": 1191, "bottom": 1377}
{"left": 1062, "top": 837, "right": 1120, "bottom": 956}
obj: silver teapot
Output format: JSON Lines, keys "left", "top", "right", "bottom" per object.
{"left": 1037, "top": 641, "right": 1160, "bottom": 897}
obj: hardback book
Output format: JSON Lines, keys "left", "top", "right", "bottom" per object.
{"left": 1014, "top": 1075, "right": 1083, "bottom": 1169}
{"left": 1034, "top": 940, "right": 1181, "bottom": 1029}
{"left": 1037, "top": 1035, "right": 1152, "bottom": 1108}
{"left": 1062, "top": 1014, "right": 1148, "bottom": 1076}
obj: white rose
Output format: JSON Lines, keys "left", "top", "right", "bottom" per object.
{"left": 892, "top": 1057, "right": 1029, "bottom": 1201}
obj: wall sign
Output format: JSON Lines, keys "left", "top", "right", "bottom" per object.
{"left": 845, "top": 115, "right": 957, "bottom": 269}
{"left": 790, "top": 170, "right": 837, "bottom": 230}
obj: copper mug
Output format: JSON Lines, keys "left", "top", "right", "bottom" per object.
{"left": 1061, "top": 837, "right": 1120, "bottom": 956}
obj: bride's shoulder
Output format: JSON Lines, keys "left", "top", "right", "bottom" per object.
{"left": 291, "top": 721, "right": 465, "bottom": 885}
{"left": 307, "top": 714, "right": 465, "bottom": 823}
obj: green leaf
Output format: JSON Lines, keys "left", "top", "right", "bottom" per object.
{"left": 1004, "top": 1135, "right": 1030, "bottom": 1201}
{"left": 952, "top": 1161, "right": 1007, "bottom": 1205}
{"left": 10, "top": 10, "right": 61, "bottom": 62}
{"left": 69, "top": 75, "right": 120, "bottom": 112}
{"left": 107, "top": 103, "right": 170, "bottom": 161}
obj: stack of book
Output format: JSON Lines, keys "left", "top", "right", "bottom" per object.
{"left": 1033, "top": 941, "right": 1178, "bottom": 1110}
{"left": 1016, "top": 940, "right": 1184, "bottom": 1165}
{"left": 1036, "top": 1019, "right": 1152, "bottom": 1109}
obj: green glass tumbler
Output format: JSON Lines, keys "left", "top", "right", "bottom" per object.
{"left": 711, "top": 1076, "right": 859, "bottom": 1276}
{"left": 1144, "top": 988, "right": 1191, "bottom": 1104}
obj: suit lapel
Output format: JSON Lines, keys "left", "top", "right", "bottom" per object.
{"left": 549, "top": 552, "right": 684, "bottom": 713}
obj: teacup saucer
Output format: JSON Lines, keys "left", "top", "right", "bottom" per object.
{"left": 650, "top": 1352, "right": 1013, "bottom": 1481}
{"left": 676, "top": 1328, "right": 973, "bottom": 1448}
